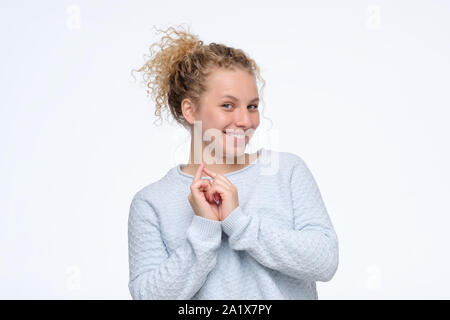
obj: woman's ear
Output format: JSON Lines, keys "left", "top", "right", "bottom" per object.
{"left": 181, "top": 98, "right": 196, "bottom": 125}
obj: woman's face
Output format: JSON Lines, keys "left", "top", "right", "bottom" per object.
{"left": 192, "top": 67, "right": 260, "bottom": 160}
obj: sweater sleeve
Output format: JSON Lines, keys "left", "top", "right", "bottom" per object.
{"left": 128, "top": 195, "right": 222, "bottom": 299}
{"left": 221, "top": 158, "right": 339, "bottom": 282}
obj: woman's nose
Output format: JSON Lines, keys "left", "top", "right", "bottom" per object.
{"left": 234, "top": 107, "right": 252, "bottom": 127}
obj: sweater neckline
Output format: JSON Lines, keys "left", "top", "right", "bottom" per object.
{"left": 174, "top": 147, "right": 266, "bottom": 181}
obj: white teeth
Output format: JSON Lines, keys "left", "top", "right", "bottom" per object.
{"left": 223, "top": 132, "right": 245, "bottom": 138}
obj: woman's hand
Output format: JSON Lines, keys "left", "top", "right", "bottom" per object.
{"left": 187, "top": 162, "right": 221, "bottom": 221}
{"left": 202, "top": 166, "right": 239, "bottom": 221}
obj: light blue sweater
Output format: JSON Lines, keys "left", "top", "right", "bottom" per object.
{"left": 128, "top": 148, "right": 339, "bottom": 299}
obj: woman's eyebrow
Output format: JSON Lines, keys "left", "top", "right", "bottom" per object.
{"left": 221, "top": 95, "right": 259, "bottom": 103}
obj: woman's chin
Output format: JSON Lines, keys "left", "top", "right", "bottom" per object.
{"left": 222, "top": 144, "right": 247, "bottom": 158}
{"left": 222, "top": 136, "right": 248, "bottom": 154}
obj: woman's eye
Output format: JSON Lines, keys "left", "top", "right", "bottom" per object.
{"left": 222, "top": 104, "right": 259, "bottom": 110}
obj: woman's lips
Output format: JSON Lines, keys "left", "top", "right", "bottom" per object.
{"left": 222, "top": 131, "right": 248, "bottom": 144}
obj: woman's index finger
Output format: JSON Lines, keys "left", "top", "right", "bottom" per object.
{"left": 202, "top": 166, "right": 217, "bottom": 179}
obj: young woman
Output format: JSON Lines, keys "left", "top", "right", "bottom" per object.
{"left": 128, "top": 25, "right": 339, "bottom": 300}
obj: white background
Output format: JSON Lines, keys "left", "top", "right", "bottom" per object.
{"left": 1, "top": 0, "right": 449, "bottom": 299}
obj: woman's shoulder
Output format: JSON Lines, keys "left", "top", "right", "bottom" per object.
{"left": 129, "top": 166, "right": 180, "bottom": 205}
{"left": 262, "top": 148, "right": 306, "bottom": 173}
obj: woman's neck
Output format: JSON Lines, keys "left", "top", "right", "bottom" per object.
{"left": 181, "top": 150, "right": 260, "bottom": 177}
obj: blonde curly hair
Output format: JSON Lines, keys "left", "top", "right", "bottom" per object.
{"left": 132, "top": 24, "right": 267, "bottom": 130}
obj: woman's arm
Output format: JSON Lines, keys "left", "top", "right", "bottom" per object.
{"left": 128, "top": 195, "right": 222, "bottom": 299}
{"left": 221, "top": 158, "right": 339, "bottom": 282}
